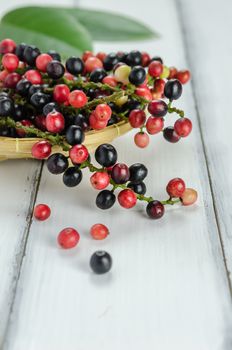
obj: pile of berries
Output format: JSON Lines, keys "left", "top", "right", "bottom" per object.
{"left": 0, "top": 38, "right": 197, "bottom": 219}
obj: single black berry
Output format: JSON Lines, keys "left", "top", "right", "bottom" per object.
{"left": 16, "top": 79, "right": 32, "bottom": 97}
{"left": 43, "top": 102, "right": 60, "bottom": 116}
{"left": 150, "top": 56, "right": 163, "bottom": 64}
{"left": 47, "top": 50, "right": 61, "bottom": 61}
{"left": 0, "top": 97, "right": 14, "bottom": 117}
{"left": 129, "top": 163, "right": 148, "bottom": 183}
{"left": 146, "top": 200, "right": 165, "bottom": 219}
{"left": 63, "top": 167, "right": 83, "bottom": 187}
{"left": 23, "top": 45, "right": 40, "bottom": 66}
{"left": 127, "top": 181, "right": 146, "bottom": 195}
{"left": 28, "top": 84, "right": 43, "bottom": 98}
{"left": 46, "top": 60, "right": 65, "bottom": 79}
{"left": 126, "top": 50, "right": 142, "bottom": 66}
{"left": 163, "top": 126, "right": 180, "bottom": 143}
{"left": 107, "top": 114, "right": 119, "bottom": 126}
{"left": 15, "top": 43, "right": 27, "bottom": 61}
{"left": 123, "top": 99, "right": 141, "bottom": 112}
{"left": 96, "top": 190, "right": 116, "bottom": 210}
{"left": 90, "top": 68, "right": 107, "bottom": 83}
{"left": 46, "top": 153, "right": 69, "bottom": 174}
{"left": 128, "top": 66, "right": 146, "bottom": 86}
{"left": 14, "top": 104, "right": 26, "bottom": 121}
{"left": 103, "top": 53, "right": 120, "bottom": 71}
{"left": 65, "top": 56, "right": 84, "bottom": 75}
{"left": 30, "top": 92, "right": 51, "bottom": 109}
{"left": 73, "top": 114, "right": 89, "bottom": 131}
{"left": 65, "top": 125, "right": 85, "bottom": 145}
{"left": 90, "top": 251, "right": 112, "bottom": 274}
{"left": 95, "top": 144, "right": 117, "bottom": 167}
{"left": 164, "top": 79, "right": 182, "bottom": 100}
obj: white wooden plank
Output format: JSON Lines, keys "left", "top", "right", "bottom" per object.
{"left": 177, "top": 0, "right": 232, "bottom": 286}
{"left": 3, "top": 0, "right": 232, "bottom": 349}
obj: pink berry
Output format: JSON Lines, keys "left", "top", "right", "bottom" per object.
{"left": 82, "top": 51, "right": 94, "bottom": 62}
{"left": 34, "top": 204, "right": 51, "bottom": 221}
{"left": 89, "top": 112, "right": 108, "bottom": 130}
{"left": 69, "top": 144, "right": 89, "bottom": 164}
{"left": 0, "top": 38, "right": 16, "bottom": 54}
{"left": 135, "top": 87, "right": 153, "bottom": 101}
{"left": 4, "top": 72, "right": 21, "bottom": 88}
{"left": 181, "top": 188, "right": 198, "bottom": 206}
{"left": 102, "top": 75, "right": 117, "bottom": 87}
{"left": 153, "top": 78, "right": 165, "bottom": 94}
{"left": 174, "top": 118, "right": 192, "bottom": 137}
{"left": 168, "top": 67, "right": 178, "bottom": 79}
{"left": 118, "top": 189, "right": 137, "bottom": 209}
{"left": 85, "top": 56, "right": 103, "bottom": 73}
{"left": 90, "top": 223, "right": 109, "bottom": 240}
{"left": 25, "top": 70, "right": 42, "bottom": 84}
{"left": 95, "top": 104, "right": 112, "bottom": 122}
{"left": 68, "top": 90, "right": 88, "bottom": 108}
{"left": 134, "top": 132, "right": 150, "bottom": 148}
{"left": 2, "top": 53, "right": 19, "bottom": 72}
{"left": 175, "top": 70, "right": 191, "bottom": 84}
{"left": 129, "top": 109, "right": 146, "bottom": 128}
{"left": 90, "top": 172, "right": 110, "bottom": 190}
{"left": 31, "top": 141, "right": 52, "bottom": 159}
{"left": 36, "top": 53, "right": 53, "bottom": 72}
{"left": 53, "top": 84, "right": 70, "bottom": 103}
{"left": 146, "top": 116, "right": 164, "bottom": 134}
{"left": 166, "top": 178, "right": 186, "bottom": 198}
{"left": 46, "top": 111, "right": 65, "bottom": 133}
{"left": 57, "top": 228, "right": 80, "bottom": 249}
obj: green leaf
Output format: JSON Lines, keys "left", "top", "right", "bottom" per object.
{"left": 0, "top": 7, "right": 93, "bottom": 57}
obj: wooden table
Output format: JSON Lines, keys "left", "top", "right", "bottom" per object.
{"left": 1, "top": 0, "right": 232, "bottom": 349}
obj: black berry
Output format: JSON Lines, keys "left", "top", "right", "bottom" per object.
{"left": 28, "top": 84, "right": 43, "bottom": 98}
{"left": 14, "top": 104, "right": 26, "bottom": 121}
{"left": 129, "top": 163, "right": 148, "bottom": 183}
{"left": 164, "top": 79, "right": 182, "bottom": 100}
{"left": 47, "top": 50, "right": 61, "bottom": 61}
{"left": 65, "top": 125, "right": 85, "bottom": 145}
{"left": 111, "top": 163, "right": 130, "bottom": 184}
{"left": 47, "top": 60, "right": 65, "bottom": 79}
{"left": 65, "top": 56, "right": 84, "bottom": 75}
{"left": 163, "top": 126, "right": 180, "bottom": 143}
{"left": 150, "top": 56, "right": 163, "bottom": 64}
{"left": 146, "top": 200, "right": 165, "bottom": 219}
{"left": 96, "top": 190, "right": 116, "bottom": 209}
{"left": 129, "top": 66, "right": 146, "bottom": 86}
{"left": 73, "top": 114, "right": 89, "bottom": 131}
{"left": 43, "top": 102, "right": 60, "bottom": 116}
{"left": 95, "top": 144, "right": 117, "bottom": 167}
{"left": 15, "top": 43, "right": 27, "bottom": 61}
{"left": 23, "top": 45, "right": 40, "bottom": 66}
{"left": 127, "top": 181, "right": 146, "bottom": 195}
{"left": 46, "top": 153, "right": 69, "bottom": 174}
{"left": 63, "top": 167, "right": 83, "bottom": 187}
{"left": 90, "top": 68, "right": 107, "bottom": 83}
{"left": 90, "top": 251, "right": 112, "bottom": 274}
{"left": 126, "top": 50, "right": 142, "bottom": 66}
{"left": 0, "top": 97, "right": 14, "bottom": 117}
{"left": 103, "top": 53, "right": 120, "bottom": 71}
{"left": 30, "top": 92, "right": 51, "bottom": 109}
{"left": 16, "top": 79, "right": 32, "bottom": 97}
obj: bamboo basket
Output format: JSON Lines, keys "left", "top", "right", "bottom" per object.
{"left": 0, "top": 120, "right": 132, "bottom": 161}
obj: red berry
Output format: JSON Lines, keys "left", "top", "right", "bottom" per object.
{"left": 111, "top": 163, "right": 130, "bottom": 184}
{"left": 168, "top": 66, "right": 178, "bottom": 79}
{"left": 25, "top": 70, "right": 42, "bottom": 84}
{"left": 31, "top": 140, "right": 52, "bottom": 159}
{"left": 96, "top": 52, "right": 107, "bottom": 62}
{"left": 0, "top": 39, "right": 16, "bottom": 54}
{"left": 95, "top": 104, "right": 112, "bottom": 121}
{"left": 175, "top": 70, "right": 191, "bottom": 84}
{"left": 89, "top": 112, "right": 108, "bottom": 130}
{"left": 153, "top": 78, "right": 165, "bottom": 94}
{"left": 64, "top": 72, "right": 74, "bottom": 81}
{"left": 102, "top": 75, "right": 117, "bottom": 87}
{"left": 53, "top": 84, "right": 70, "bottom": 103}
{"left": 135, "top": 87, "right": 153, "bottom": 101}
{"left": 82, "top": 51, "right": 94, "bottom": 62}
{"left": 4, "top": 72, "right": 21, "bottom": 88}
{"left": 174, "top": 118, "right": 192, "bottom": 137}
{"left": 90, "top": 223, "right": 109, "bottom": 240}
{"left": 166, "top": 178, "right": 186, "bottom": 198}
{"left": 34, "top": 115, "right": 47, "bottom": 131}
{"left": 181, "top": 188, "right": 198, "bottom": 206}
{"left": 36, "top": 53, "right": 53, "bottom": 72}
{"left": 118, "top": 189, "right": 137, "bottom": 209}
{"left": 68, "top": 90, "right": 88, "bottom": 108}
{"left": 148, "top": 61, "right": 163, "bottom": 77}
{"left": 146, "top": 200, "right": 164, "bottom": 219}
{"left": 146, "top": 116, "right": 164, "bottom": 134}
{"left": 90, "top": 172, "right": 110, "bottom": 190}
{"left": 163, "top": 126, "right": 180, "bottom": 143}
{"left": 69, "top": 144, "right": 89, "bottom": 164}
{"left": 129, "top": 109, "right": 146, "bottom": 128}
{"left": 46, "top": 111, "right": 65, "bottom": 133}
{"left": 16, "top": 119, "right": 33, "bottom": 137}
{"left": 0, "top": 70, "right": 8, "bottom": 82}
{"left": 141, "top": 52, "right": 151, "bottom": 67}
{"left": 34, "top": 204, "right": 51, "bottom": 221}
{"left": 148, "top": 100, "right": 168, "bottom": 117}
{"left": 134, "top": 132, "right": 150, "bottom": 148}
{"left": 57, "top": 228, "right": 80, "bottom": 249}
{"left": 85, "top": 57, "right": 103, "bottom": 73}
{"left": 2, "top": 53, "right": 19, "bottom": 72}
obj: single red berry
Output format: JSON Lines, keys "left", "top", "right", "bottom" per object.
{"left": 153, "top": 78, "right": 165, "bottom": 94}
{"left": 146, "top": 200, "right": 165, "bottom": 219}
{"left": 129, "top": 109, "right": 146, "bottom": 128}
{"left": 82, "top": 51, "right": 94, "bottom": 62}
{"left": 134, "top": 132, "right": 150, "bottom": 148}
{"left": 90, "top": 172, "right": 110, "bottom": 190}
{"left": 181, "top": 188, "right": 198, "bottom": 206}
{"left": 4, "top": 73, "right": 21, "bottom": 88}
{"left": 2, "top": 53, "right": 19, "bottom": 72}
{"left": 46, "top": 111, "right": 65, "bottom": 133}
{"left": 69, "top": 144, "right": 89, "bottom": 164}
{"left": 141, "top": 52, "right": 151, "bottom": 67}
{"left": 148, "top": 61, "right": 163, "bottom": 77}
{"left": 135, "top": 87, "right": 152, "bottom": 101}
{"left": 174, "top": 117, "right": 192, "bottom": 137}
{"left": 31, "top": 140, "right": 52, "bottom": 159}
{"left": 89, "top": 112, "right": 108, "bottom": 130}
{"left": 90, "top": 223, "right": 109, "bottom": 240}
{"left": 0, "top": 70, "right": 8, "bottom": 82}
{"left": 102, "top": 75, "right": 117, "bottom": 87}
{"left": 118, "top": 189, "right": 137, "bottom": 209}
{"left": 34, "top": 115, "right": 47, "bottom": 131}
{"left": 148, "top": 100, "right": 168, "bottom": 117}
{"left": 85, "top": 56, "right": 103, "bottom": 73}
{"left": 146, "top": 116, "right": 164, "bottom": 134}
{"left": 168, "top": 66, "right": 178, "bottom": 79}
{"left": 36, "top": 53, "right": 53, "bottom": 72}
{"left": 111, "top": 163, "right": 130, "bottom": 184}
{"left": 68, "top": 90, "right": 88, "bottom": 108}
{"left": 175, "top": 70, "right": 191, "bottom": 84}
{"left": 0, "top": 38, "right": 16, "bottom": 54}
{"left": 96, "top": 52, "right": 107, "bottom": 62}
{"left": 57, "top": 228, "right": 80, "bottom": 249}
{"left": 16, "top": 119, "right": 33, "bottom": 137}
{"left": 34, "top": 204, "right": 51, "bottom": 221}
{"left": 25, "top": 70, "right": 42, "bottom": 84}
{"left": 166, "top": 178, "right": 186, "bottom": 198}
{"left": 53, "top": 84, "right": 70, "bottom": 103}
{"left": 95, "top": 104, "right": 112, "bottom": 122}
{"left": 64, "top": 72, "right": 74, "bottom": 81}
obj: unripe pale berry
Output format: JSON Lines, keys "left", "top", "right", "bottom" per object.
{"left": 181, "top": 188, "right": 198, "bottom": 206}
{"left": 114, "top": 64, "right": 131, "bottom": 84}
{"left": 134, "top": 132, "right": 150, "bottom": 148}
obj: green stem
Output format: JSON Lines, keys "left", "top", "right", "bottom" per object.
{"left": 168, "top": 104, "right": 185, "bottom": 118}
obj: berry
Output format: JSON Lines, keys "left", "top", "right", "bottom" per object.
{"left": 46, "top": 60, "right": 65, "bottom": 79}
{"left": 63, "top": 167, "right": 83, "bottom": 187}
{"left": 146, "top": 200, "right": 164, "bottom": 219}
{"left": 47, "top": 50, "right": 61, "bottom": 61}
{"left": 90, "top": 68, "right": 107, "bottom": 83}
{"left": 134, "top": 132, "right": 150, "bottom": 148}
{"left": 128, "top": 109, "right": 146, "bottom": 128}
{"left": 175, "top": 70, "right": 191, "bottom": 84}
{"left": 181, "top": 188, "right": 198, "bottom": 206}
{"left": 148, "top": 100, "right": 168, "bottom": 117}
{"left": 114, "top": 64, "right": 131, "bottom": 84}
{"left": 23, "top": 45, "right": 40, "bottom": 66}
{"left": 135, "top": 87, "right": 153, "bottom": 101}
{"left": 15, "top": 43, "right": 27, "bottom": 60}
{"left": 89, "top": 112, "right": 108, "bottom": 130}
{"left": 2, "top": 53, "right": 19, "bottom": 72}
{"left": 31, "top": 140, "right": 52, "bottom": 159}
{"left": 66, "top": 125, "right": 85, "bottom": 145}
{"left": 34, "top": 204, "right": 51, "bottom": 221}
{"left": 111, "top": 163, "right": 130, "bottom": 184}
{"left": 28, "top": 84, "right": 43, "bottom": 97}
{"left": 90, "top": 251, "right": 112, "bottom": 274}
{"left": 53, "top": 84, "right": 70, "bottom": 103}
{"left": 0, "top": 39, "right": 16, "bottom": 54}
{"left": 160, "top": 66, "right": 170, "bottom": 79}
{"left": 82, "top": 50, "right": 94, "bottom": 62}
{"left": 57, "top": 228, "right": 80, "bottom": 249}
{"left": 13, "top": 104, "right": 26, "bottom": 121}
{"left": 103, "top": 53, "right": 120, "bottom": 71}
{"left": 102, "top": 75, "right": 117, "bottom": 87}
{"left": 69, "top": 144, "right": 89, "bottom": 164}
{"left": 4, "top": 73, "right": 21, "bottom": 88}
{"left": 95, "top": 104, "right": 112, "bottom": 121}
{"left": 128, "top": 66, "right": 146, "bottom": 86}
{"left": 129, "top": 163, "right": 148, "bottom": 183}
{"left": 46, "top": 111, "right": 65, "bottom": 133}
{"left": 96, "top": 190, "right": 116, "bottom": 209}
{"left": 96, "top": 52, "right": 107, "bottom": 61}
{"left": 30, "top": 92, "right": 51, "bottom": 109}
{"left": 0, "top": 97, "right": 14, "bottom": 116}
{"left": 141, "top": 52, "right": 151, "bottom": 67}
{"left": 166, "top": 178, "right": 186, "bottom": 198}
{"left": 153, "top": 79, "right": 165, "bottom": 94}
{"left": 148, "top": 60, "right": 163, "bottom": 77}
{"left": 85, "top": 56, "right": 103, "bottom": 73}
{"left": 174, "top": 118, "right": 192, "bottom": 137}
{"left": 64, "top": 72, "right": 74, "bottom": 81}
{"left": 47, "top": 153, "right": 69, "bottom": 174}
{"left": 34, "top": 115, "right": 47, "bottom": 131}
{"left": 43, "top": 102, "right": 60, "bottom": 116}
{"left": 107, "top": 114, "right": 120, "bottom": 126}
{"left": 168, "top": 66, "right": 178, "bottom": 79}
{"left": 127, "top": 181, "right": 146, "bottom": 195}
{"left": 16, "top": 119, "right": 33, "bottom": 137}
{"left": 118, "top": 189, "right": 137, "bottom": 208}
{"left": 90, "top": 172, "right": 110, "bottom": 190}
{"left": 163, "top": 126, "right": 180, "bottom": 143}
{"left": 73, "top": 113, "right": 89, "bottom": 131}
{"left": 95, "top": 144, "right": 117, "bottom": 167}
{"left": 164, "top": 79, "right": 182, "bottom": 100}
{"left": 150, "top": 56, "right": 163, "bottom": 64}
{"left": 126, "top": 51, "right": 142, "bottom": 66}
{"left": 65, "top": 56, "right": 84, "bottom": 75}
{"left": 25, "top": 70, "right": 42, "bottom": 84}
{"left": 68, "top": 90, "right": 88, "bottom": 108}
{"left": 36, "top": 53, "right": 53, "bottom": 72}
{"left": 0, "top": 70, "right": 8, "bottom": 82}
{"left": 90, "top": 224, "right": 109, "bottom": 240}
{"left": 16, "top": 78, "right": 32, "bottom": 96}
{"left": 146, "top": 116, "right": 164, "bottom": 134}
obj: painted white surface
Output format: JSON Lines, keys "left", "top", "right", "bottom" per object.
{"left": 0, "top": 0, "right": 232, "bottom": 349}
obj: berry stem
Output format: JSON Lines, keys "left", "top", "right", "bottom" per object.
{"left": 167, "top": 101, "right": 185, "bottom": 118}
